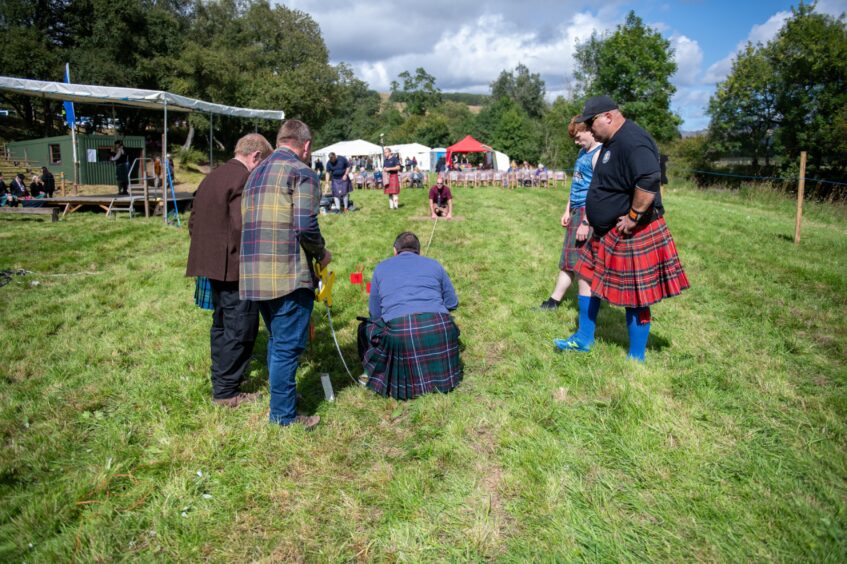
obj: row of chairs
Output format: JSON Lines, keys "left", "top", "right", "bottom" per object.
{"left": 444, "top": 169, "right": 567, "bottom": 189}
{"left": 339, "top": 170, "right": 569, "bottom": 190}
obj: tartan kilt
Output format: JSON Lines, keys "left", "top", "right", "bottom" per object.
{"left": 384, "top": 172, "right": 400, "bottom": 195}
{"left": 575, "top": 217, "right": 689, "bottom": 308}
{"left": 559, "top": 206, "right": 592, "bottom": 272}
{"left": 362, "top": 312, "right": 462, "bottom": 400}
{"left": 194, "top": 276, "right": 214, "bottom": 310}
{"left": 330, "top": 177, "right": 352, "bottom": 197}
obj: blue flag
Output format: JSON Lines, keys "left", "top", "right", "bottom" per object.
{"left": 63, "top": 63, "right": 76, "bottom": 127}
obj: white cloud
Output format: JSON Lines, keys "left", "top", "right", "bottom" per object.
{"left": 349, "top": 10, "right": 613, "bottom": 96}
{"left": 671, "top": 34, "right": 703, "bottom": 87}
{"left": 810, "top": 0, "right": 847, "bottom": 17}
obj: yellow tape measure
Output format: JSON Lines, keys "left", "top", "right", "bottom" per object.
{"left": 314, "top": 261, "right": 336, "bottom": 307}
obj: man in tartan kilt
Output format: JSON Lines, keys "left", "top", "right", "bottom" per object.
{"left": 358, "top": 232, "right": 462, "bottom": 399}
{"left": 554, "top": 96, "right": 689, "bottom": 361}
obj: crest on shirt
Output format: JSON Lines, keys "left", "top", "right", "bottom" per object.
{"left": 602, "top": 150, "right": 611, "bottom": 164}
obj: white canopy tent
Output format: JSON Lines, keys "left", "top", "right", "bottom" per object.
{"left": 493, "top": 150, "right": 511, "bottom": 172}
{"left": 311, "top": 139, "right": 383, "bottom": 166}
{"left": 0, "top": 76, "right": 285, "bottom": 119}
{"left": 0, "top": 75, "right": 285, "bottom": 222}
{"left": 389, "top": 142, "right": 432, "bottom": 170}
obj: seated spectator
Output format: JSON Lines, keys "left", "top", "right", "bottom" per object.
{"left": 29, "top": 175, "right": 44, "bottom": 198}
{"left": 429, "top": 175, "right": 453, "bottom": 219}
{"left": 535, "top": 163, "right": 548, "bottom": 187}
{"left": 410, "top": 166, "right": 424, "bottom": 188}
{"left": 0, "top": 172, "right": 9, "bottom": 207}
{"left": 358, "top": 232, "right": 462, "bottom": 399}
{"left": 6, "top": 173, "right": 27, "bottom": 208}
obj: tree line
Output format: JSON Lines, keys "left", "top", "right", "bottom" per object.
{"left": 2, "top": 0, "right": 843, "bottom": 181}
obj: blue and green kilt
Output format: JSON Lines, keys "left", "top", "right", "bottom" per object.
{"left": 559, "top": 206, "right": 592, "bottom": 271}
{"left": 194, "top": 276, "right": 214, "bottom": 310}
{"left": 362, "top": 312, "right": 462, "bottom": 400}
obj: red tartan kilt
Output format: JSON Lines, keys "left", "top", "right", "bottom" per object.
{"left": 575, "top": 217, "right": 689, "bottom": 307}
{"left": 384, "top": 173, "right": 400, "bottom": 194}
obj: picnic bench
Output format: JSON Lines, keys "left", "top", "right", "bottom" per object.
{"left": 0, "top": 206, "right": 61, "bottom": 222}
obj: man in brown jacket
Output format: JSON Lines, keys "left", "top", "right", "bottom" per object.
{"left": 186, "top": 133, "right": 273, "bottom": 407}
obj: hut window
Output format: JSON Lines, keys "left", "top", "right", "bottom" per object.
{"left": 49, "top": 144, "right": 62, "bottom": 164}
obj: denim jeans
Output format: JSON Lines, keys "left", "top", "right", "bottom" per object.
{"left": 258, "top": 289, "right": 314, "bottom": 425}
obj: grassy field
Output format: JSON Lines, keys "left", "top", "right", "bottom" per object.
{"left": 1, "top": 180, "right": 845, "bottom": 561}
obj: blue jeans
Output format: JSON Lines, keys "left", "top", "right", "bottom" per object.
{"left": 258, "top": 289, "right": 314, "bottom": 425}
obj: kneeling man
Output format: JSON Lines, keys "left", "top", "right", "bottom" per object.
{"left": 359, "top": 232, "right": 462, "bottom": 399}
{"left": 429, "top": 175, "right": 453, "bottom": 219}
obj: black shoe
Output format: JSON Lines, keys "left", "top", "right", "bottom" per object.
{"left": 540, "top": 297, "right": 561, "bottom": 310}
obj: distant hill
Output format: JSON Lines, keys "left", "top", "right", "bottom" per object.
{"left": 379, "top": 91, "right": 488, "bottom": 115}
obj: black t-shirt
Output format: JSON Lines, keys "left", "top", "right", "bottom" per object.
{"left": 586, "top": 120, "right": 663, "bottom": 235}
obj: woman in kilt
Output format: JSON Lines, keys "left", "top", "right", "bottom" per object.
{"left": 540, "top": 116, "right": 602, "bottom": 311}
{"left": 358, "top": 232, "right": 462, "bottom": 399}
{"left": 554, "top": 96, "right": 689, "bottom": 362}
{"left": 382, "top": 146, "right": 402, "bottom": 209}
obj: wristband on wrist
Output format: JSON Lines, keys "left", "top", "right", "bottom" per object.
{"left": 627, "top": 208, "right": 646, "bottom": 222}
{"left": 581, "top": 219, "right": 590, "bottom": 226}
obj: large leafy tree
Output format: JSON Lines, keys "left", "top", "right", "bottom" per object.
{"left": 707, "top": 43, "right": 778, "bottom": 167}
{"left": 165, "top": 0, "right": 339, "bottom": 149}
{"left": 389, "top": 68, "right": 442, "bottom": 116}
{"left": 0, "top": 0, "right": 69, "bottom": 129}
{"left": 540, "top": 96, "right": 584, "bottom": 169}
{"left": 475, "top": 96, "right": 539, "bottom": 163}
{"left": 575, "top": 11, "right": 680, "bottom": 142}
{"left": 490, "top": 63, "right": 546, "bottom": 119}
{"left": 767, "top": 3, "right": 847, "bottom": 177}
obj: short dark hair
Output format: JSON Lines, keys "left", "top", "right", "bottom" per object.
{"left": 393, "top": 231, "right": 420, "bottom": 254}
{"left": 276, "top": 119, "right": 311, "bottom": 148}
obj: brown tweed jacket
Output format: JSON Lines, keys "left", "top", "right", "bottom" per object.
{"left": 186, "top": 158, "right": 250, "bottom": 282}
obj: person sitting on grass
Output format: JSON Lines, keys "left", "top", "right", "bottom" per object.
{"left": 429, "top": 175, "right": 453, "bottom": 219}
{"left": 358, "top": 232, "right": 462, "bottom": 400}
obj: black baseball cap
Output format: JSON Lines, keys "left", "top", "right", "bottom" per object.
{"left": 575, "top": 95, "right": 619, "bottom": 123}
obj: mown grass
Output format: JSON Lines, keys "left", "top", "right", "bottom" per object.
{"left": 1, "top": 180, "right": 845, "bottom": 561}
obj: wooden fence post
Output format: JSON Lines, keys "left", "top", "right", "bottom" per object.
{"left": 794, "top": 151, "right": 807, "bottom": 245}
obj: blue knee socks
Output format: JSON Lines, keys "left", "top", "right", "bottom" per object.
{"left": 626, "top": 307, "right": 651, "bottom": 362}
{"left": 554, "top": 295, "right": 600, "bottom": 352}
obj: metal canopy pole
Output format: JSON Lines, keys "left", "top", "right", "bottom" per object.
{"left": 163, "top": 101, "right": 168, "bottom": 224}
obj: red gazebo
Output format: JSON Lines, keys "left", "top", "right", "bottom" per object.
{"left": 445, "top": 135, "right": 492, "bottom": 167}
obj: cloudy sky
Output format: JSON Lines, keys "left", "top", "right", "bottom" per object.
{"left": 283, "top": 0, "right": 847, "bottom": 131}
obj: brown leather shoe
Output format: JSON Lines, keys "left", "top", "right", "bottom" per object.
{"left": 213, "top": 392, "right": 261, "bottom": 408}
{"left": 293, "top": 414, "right": 320, "bottom": 430}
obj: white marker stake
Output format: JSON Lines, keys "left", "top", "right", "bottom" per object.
{"left": 320, "top": 373, "right": 335, "bottom": 402}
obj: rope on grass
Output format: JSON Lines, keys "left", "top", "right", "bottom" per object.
{"left": 424, "top": 214, "right": 439, "bottom": 256}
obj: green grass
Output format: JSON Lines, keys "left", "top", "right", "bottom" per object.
{"left": 1, "top": 181, "right": 845, "bottom": 561}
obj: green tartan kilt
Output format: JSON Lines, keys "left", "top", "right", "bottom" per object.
{"left": 361, "top": 312, "right": 462, "bottom": 400}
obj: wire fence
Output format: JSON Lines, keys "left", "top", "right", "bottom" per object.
{"left": 678, "top": 167, "right": 847, "bottom": 202}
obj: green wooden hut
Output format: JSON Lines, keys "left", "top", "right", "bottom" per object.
{"left": 6, "top": 134, "right": 145, "bottom": 185}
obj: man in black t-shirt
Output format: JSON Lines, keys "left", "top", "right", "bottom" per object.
{"left": 554, "top": 95, "right": 689, "bottom": 362}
